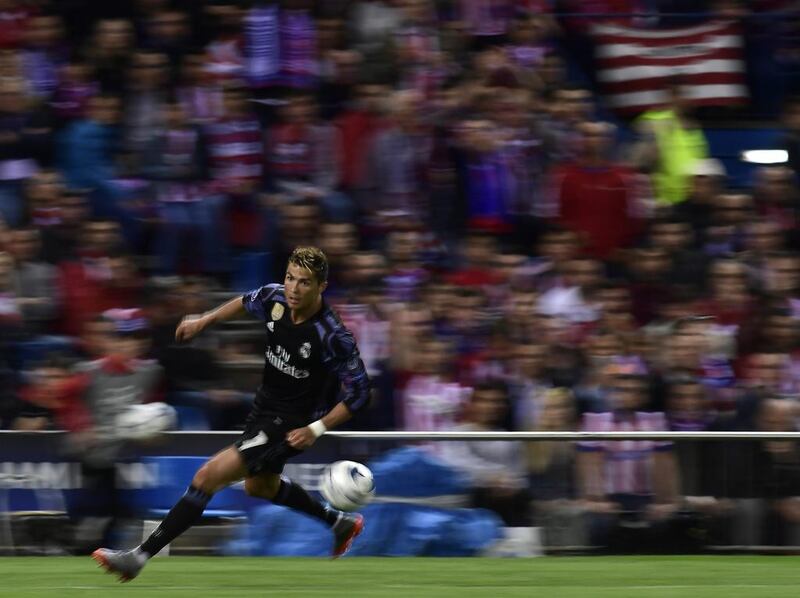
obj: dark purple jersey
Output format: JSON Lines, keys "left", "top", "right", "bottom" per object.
{"left": 242, "top": 283, "right": 370, "bottom": 419}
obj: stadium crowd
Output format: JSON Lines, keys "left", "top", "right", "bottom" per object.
{"left": 2, "top": 0, "right": 800, "bottom": 550}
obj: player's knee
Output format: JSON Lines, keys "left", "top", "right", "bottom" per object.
{"left": 192, "top": 463, "right": 216, "bottom": 494}
{"left": 243, "top": 477, "right": 262, "bottom": 497}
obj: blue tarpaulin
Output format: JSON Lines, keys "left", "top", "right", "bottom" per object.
{"left": 223, "top": 448, "right": 503, "bottom": 557}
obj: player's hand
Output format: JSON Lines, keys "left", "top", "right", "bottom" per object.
{"left": 175, "top": 315, "right": 206, "bottom": 343}
{"left": 286, "top": 427, "right": 317, "bottom": 450}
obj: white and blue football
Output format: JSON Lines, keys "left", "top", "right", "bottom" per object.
{"left": 319, "top": 460, "right": 375, "bottom": 512}
{"left": 116, "top": 402, "right": 177, "bottom": 440}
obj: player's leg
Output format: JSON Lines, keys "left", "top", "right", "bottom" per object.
{"left": 93, "top": 445, "right": 247, "bottom": 581}
{"left": 140, "top": 445, "right": 248, "bottom": 554}
{"left": 245, "top": 472, "right": 364, "bottom": 558}
{"left": 245, "top": 472, "right": 341, "bottom": 523}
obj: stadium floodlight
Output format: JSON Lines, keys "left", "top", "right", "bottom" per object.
{"left": 740, "top": 149, "right": 789, "bottom": 164}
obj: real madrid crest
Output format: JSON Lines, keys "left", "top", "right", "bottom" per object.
{"left": 271, "top": 303, "right": 285, "bottom": 321}
{"left": 299, "top": 342, "right": 311, "bottom": 359}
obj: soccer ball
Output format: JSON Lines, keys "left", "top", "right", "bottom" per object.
{"left": 116, "top": 402, "right": 177, "bottom": 440}
{"left": 319, "top": 460, "right": 375, "bottom": 512}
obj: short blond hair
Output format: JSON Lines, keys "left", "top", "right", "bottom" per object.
{"left": 288, "top": 246, "right": 329, "bottom": 283}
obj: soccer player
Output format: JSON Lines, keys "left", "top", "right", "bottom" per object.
{"left": 92, "top": 247, "right": 371, "bottom": 581}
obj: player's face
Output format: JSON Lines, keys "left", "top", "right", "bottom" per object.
{"left": 284, "top": 263, "right": 326, "bottom": 311}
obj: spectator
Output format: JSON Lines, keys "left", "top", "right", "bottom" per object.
{"left": 549, "top": 121, "right": 644, "bottom": 261}
{"left": 205, "top": 86, "right": 262, "bottom": 186}
{"left": 673, "top": 158, "right": 727, "bottom": 243}
{"left": 455, "top": 116, "right": 517, "bottom": 232}
{"left": 202, "top": 1, "right": 246, "bottom": 85}
{"left": 85, "top": 18, "right": 135, "bottom": 94}
{"left": 537, "top": 256, "right": 603, "bottom": 325}
{"left": 25, "top": 307, "right": 162, "bottom": 551}
{"left": 122, "top": 50, "right": 170, "bottom": 171}
{"left": 38, "top": 188, "right": 89, "bottom": 263}
{"left": 50, "top": 59, "right": 99, "bottom": 124}
{"left": 0, "top": 248, "right": 21, "bottom": 326}
{"left": 175, "top": 51, "right": 223, "bottom": 125}
{"left": 142, "top": 8, "right": 191, "bottom": 83}
{"left": 439, "top": 379, "right": 530, "bottom": 526}
{"left": 539, "top": 85, "right": 593, "bottom": 164}
{"left": 755, "top": 398, "right": 800, "bottom": 545}
{"left": 393, "top": 0, "right": 445, "bottom": 97}
{"left": 741, "top": 219, "right": 786, "bottom": 292}
{"left": 527, "top": 387, "right": 586, "bottom": 547}
{"left": 143, "top": 100, "right": 227, "bottom": 276}
{"left": 763, "top": 251, "right": 800, "bottom": 309}
{"left": 57, "top": 93, "right": 142, "bottom": 246}
{"left": 389, "top": 300, "right": 433, "bottom": 373}
{"left": 363, "top": 89, "right": 431, "bottom": 220}
{"left": 12, "top": 352, "right": 74, "bottom": 431}
{"left": 317, "top": 221, "right": 358, "bottom": 295}
{"left": 508, "top": 340, "right": 552, "bottom": 430}
{"left": 349, "top": 0, "right": 401, "bottom": 62}
{"left": 20, "top": 13, "right": 66, "bottom": 101}
{"left": 577, "top": 367, "right": 681, "bottom": 550}
{"left": 335, "top": 82, "right": 387, "bottom": 192}
{"left": 0, "top": 79, "right": 41, "bottom": 226}
{"left": 401, "top": 336, "right": 468, "bottom": 434}
{"left": 205, "top": 87, "right": 263, "bottom": 252}
{"left": 631, "top": 82, "right": 709, "bottom": 207}
{"left": 278, "top": 0, "right": 319, "bottom": 91}
{"left": 698, "top": 259, "right": 757, "bottom": 354}
{"left": 266, "top": 94, "right": 349, "bottom": 220}
{"left": 644, "top": 221, "right": 705, "bottom": 303}
{"left": 666, "top": 377, "right": 714, "bottom": 432}
{"left": 753, "top": 166, "right": 800, "bottom": 249}
{"left": 55, "top": 219, "right": 126, "bottom": 337}
{"left": 5, "top": 225, "right": 57, "bottom": 333}
{"left": 383, "top": 228, "right": 429, "bottom": 302}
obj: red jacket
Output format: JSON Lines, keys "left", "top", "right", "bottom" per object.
{"left": 551, "top": 161, "right": 643, "bottom": 259}
{"left": 336, "top": 110, "right": 384, "bottom": 189}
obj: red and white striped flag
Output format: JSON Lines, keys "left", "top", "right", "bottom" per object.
{"left": 592, "top": 20, "right": 747, "bottom": 114}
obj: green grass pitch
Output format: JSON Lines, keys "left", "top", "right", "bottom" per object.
{"left": 0, "top": 556, "right": 799, "bottom": 597}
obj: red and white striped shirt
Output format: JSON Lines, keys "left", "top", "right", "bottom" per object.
{"left": 579, "top": 411, "right": 671, "bottom": 495}
{"left": 402, "top": 375, "right": 471, "bottom": 432}
{"left": 402, "top": 375, "right": 472, "bottom": 458}
{"left": 205, "top": 117, "right": 263, "bottom": 183}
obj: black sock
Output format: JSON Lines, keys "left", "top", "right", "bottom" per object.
{"left": 271, "top": 478, "right": 339, "bottom": 526}
{"left": 139, "top": 485, "right": 211, "bottom": 557}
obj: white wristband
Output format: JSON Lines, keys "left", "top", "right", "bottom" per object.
{"left": 308, "top": 420, "right": 327, "bottom": 438}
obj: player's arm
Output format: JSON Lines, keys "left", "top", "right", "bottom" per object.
{"left": 287, "top": 327, "right": 371, "bottom": 450}
{"left": 175, "top": 296, "right": 246, "bottom": 342}
{"left": 176, "top": 283, "right": 283, "bottom": 342}
{"left": 287, "top": 401, "right": 353, "bottom": 449}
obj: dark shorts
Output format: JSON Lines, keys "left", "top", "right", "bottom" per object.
{"left": 235, "top": 412, "right": 306, "bottom": 476}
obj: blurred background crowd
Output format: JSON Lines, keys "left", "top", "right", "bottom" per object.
{"left": 2, "top": 0, "right": 800, "bottom": 552}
